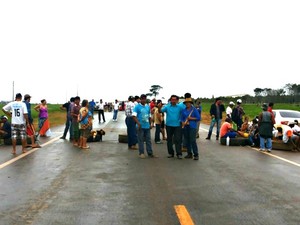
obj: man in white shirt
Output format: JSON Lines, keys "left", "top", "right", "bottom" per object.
{"left": 2, "top": 93, "right": 29, "bottom": 154}
{"left": 96, "top": 99, "right": 106, "bottom": 123}
{"left": 226, "top": 101, "right": 235, "bottom": 119}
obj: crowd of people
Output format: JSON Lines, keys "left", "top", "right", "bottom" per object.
{"left": 1, "top": 93, "right": 299, "bottom": 156}
{"left": 124, "top": 93, "right": 202, "bottom": 160}
{"left": 215, "top": 99, "right": 300, "bottom": 152}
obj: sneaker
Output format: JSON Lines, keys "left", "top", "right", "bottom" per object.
{"left": 167, "top": 154, "right": 174, "bottom": 158}
{"left": 177, "top": 155, "right": 183, "bottom": 159}
{"left": 60, "top": 136, "right": 66, "bottom": 139}
{"left": 184, "top": 154, "right": 193, "bottom": 159}
{"left": 267, "top": 149, "right": 271, "bottom": 153}
{"left": 193, "top": 156, "right": 199, "bottom": 160}
{"left": 155, "top": 141, "right": 162, "bottom": 144}
{"left": 259, "top": 149, "right": 265, "bottom": 152}
{"left": 205, "top": 137, "right": 210, "bottom": 140}
{"left": 139, "top": 154, "right": 146, "bottom": 159}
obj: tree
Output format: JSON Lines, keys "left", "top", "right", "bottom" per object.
{"left": 149, "top": 85, "right": 163, "bottom": 97}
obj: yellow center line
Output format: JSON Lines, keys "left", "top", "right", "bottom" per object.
{"left": 0, "top": 136, "right": 60, "bottom": 170}
{"left": 174, "top": 205, "right": 195, "bottom": 225}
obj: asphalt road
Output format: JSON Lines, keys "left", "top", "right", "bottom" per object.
{"left": 1, "top": 112, "right": 300, "bottom": 225}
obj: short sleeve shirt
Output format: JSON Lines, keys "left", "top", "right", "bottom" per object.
{"left": 3, "top": 101, "right": 28, "bottom": 125}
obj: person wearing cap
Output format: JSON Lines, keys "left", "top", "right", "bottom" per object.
{"left": 258, "top": 103, "right": 275, "bottom": 152}
{"left": 132, "top": 94, "right": 156, "bottom": 158}
{"left": 158, "top": 94, "right": 185, "bottom": 159}
{"left": 205, "top": 97, "right": 225, "bottom": 140}
{"left": 0, "top": 115, "right": 11, "bottom": 140}
{"left": 181, "top": 97, "right": 200, "bottom": 160}
{"left": 275, "top": 122, "right": 300, "bottom": 151}
{"left": 2, "top": 93, "right": 29, "bottom": 154}
{"left": 125, "top": 95, "right": 138, "bottom": 150}
{"left": 23, "top": 94, "right": 40, "bottom": 148}
{"left": 226, "top": 101, "right": 235, "bottom": 119}
{"left": 292, "top": 120, "right": 300, "bottom": 136}
{"left": 232, "top": 99, "right": 245, "bottom": 130}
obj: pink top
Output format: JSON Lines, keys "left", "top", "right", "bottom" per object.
{"left": 39, "top": 106, "right": 48, "bottom": 119}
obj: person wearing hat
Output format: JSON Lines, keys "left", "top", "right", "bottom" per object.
{"left": 181, "top": 97, "right": 200, "bottom": 160}
{"left": 226, "top": 101, "right": 235, "bottom": 119}
{"left": 2, "top": 93, "right": 29, "bottom": 154}
{"left": 132, "top": 94, "right": 156, "bottom": 158}
{"left": 258, "top": 103, "right": 275, "bottom": 152}
{"left": 232, "top": 99, "right": 245, "bottom": 130}
{"left": 0, "top": 115, "right": 11, "bottom": 140}
{"left": 206, "top": 97, "right": 225, "bottom": 140}
{"left": 125, "top": 95, "right": 138, "bottom": 150}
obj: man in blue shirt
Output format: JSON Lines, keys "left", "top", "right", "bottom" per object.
{"left": 132, "top": 94, "right": 156, "bottom": 159}
{"left": 158, "top": 95, "right": 185, "bottom": 159}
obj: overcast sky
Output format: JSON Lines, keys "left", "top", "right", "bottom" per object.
{"left": 1, "top": 0, "right": 299, "bottom": 104}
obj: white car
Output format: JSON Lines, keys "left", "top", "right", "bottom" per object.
{"left": 273, "top": 109, "right": 300, "bottom": 125}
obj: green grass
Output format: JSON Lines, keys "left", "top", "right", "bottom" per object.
{"left": 0, "top": 103, "right": 65, "bottom": 127}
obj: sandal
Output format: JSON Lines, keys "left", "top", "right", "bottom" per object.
{"left": 82, "top": 146, "right": 90, "bottom": 149}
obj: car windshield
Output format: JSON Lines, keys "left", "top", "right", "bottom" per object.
{"left": 278, "top": 111, "right": 300, "bottom": 118}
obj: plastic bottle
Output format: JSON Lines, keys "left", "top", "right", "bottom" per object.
{"left": 226, "top": 136, "right": 230, "bottom": 146}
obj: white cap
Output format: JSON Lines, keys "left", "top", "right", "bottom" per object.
{"left": 229, "top": 101, "right": 235, "bottom": 105}
{"left": 237, "top": 99, "right": 242, "bottom": 104}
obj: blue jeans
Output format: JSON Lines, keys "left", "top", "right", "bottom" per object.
{"left": 113, "top": 110, "right": 118, "bottom": 120}
{"left": 207, "top": 118, "right": 222, "bottom": 138}
{"left": 125, "top": 116, "right": 137, "bottom": 147}
{"left": 155, "top": 124, "right": 161, "bottom": 142}
{"left": 137, "top": 128, "right": 153, "bottom": 155}
{"left": 62, "top": 115, "right": 73, "bottom": 139}
{"left": 166, "top": 126, "right": 182, "bottom": 156}
{"left": 259, "top": 136, "right": 272, "bottom": 150}
{"left": 183, "top": 127, "right": 198, "bottom": 156}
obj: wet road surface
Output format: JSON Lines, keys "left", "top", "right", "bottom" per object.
{"left": 1, "top": 112, "right": 300, "bottom": 225}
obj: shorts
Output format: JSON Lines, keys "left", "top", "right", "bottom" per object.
{"left": 11, "top": 124, "right": 26, "bottom": 140}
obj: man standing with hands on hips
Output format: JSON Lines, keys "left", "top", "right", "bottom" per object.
{"left": 2, "top": 93, "right": 29, "bottom": 154}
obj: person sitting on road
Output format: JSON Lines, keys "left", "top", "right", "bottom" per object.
{"left": 248, "top": 118, "right": 259, "bottom": 147}
{"left": 274, "top": 123, "right": 300, "bottom": 151}
{"left": 220, "top": 118, "right": 244, "bottom": 139}
{"left": 0, "top": 115, "right": 11, "bottom": 140}
{"left": 292, "top": 120, "right": 300, "bottom": 136}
